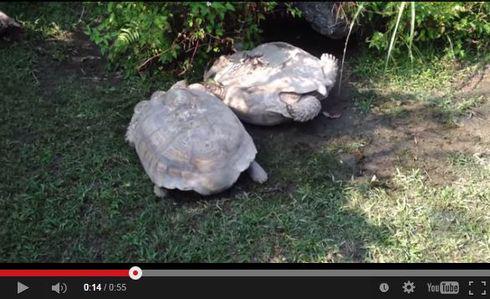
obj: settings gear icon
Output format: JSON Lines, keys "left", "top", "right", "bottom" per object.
{"left": 402, "top": 280, "right": 416, "bottom": 294}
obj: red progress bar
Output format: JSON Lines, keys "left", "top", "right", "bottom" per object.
{"left": 0, "top": 270, "right": 128, "bottom": 277}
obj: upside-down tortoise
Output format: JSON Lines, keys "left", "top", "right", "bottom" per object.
{"left": 203, "top": 41, "right": 339, "bottom": 126}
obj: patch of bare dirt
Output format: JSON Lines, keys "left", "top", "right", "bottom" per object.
{"left": 250, "top": 64, "right": 490, "bottom": 186}
{"left": 33, "top": 26, "right": 122, "bottom": 92}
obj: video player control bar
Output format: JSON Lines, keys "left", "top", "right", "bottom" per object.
{"left": 0, "top": 268, "right": 487, "bottom": 298}
{"left": 142, "top": 269, "right": 490, "bottom": 277}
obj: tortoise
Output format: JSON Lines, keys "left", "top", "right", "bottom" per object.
{"left": 125, "top": 80, "right": 268, "bottom": 197}
{"left": 203, "top": 41, "right": 339, "bottom": 126}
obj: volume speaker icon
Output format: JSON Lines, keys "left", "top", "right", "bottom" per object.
{"left": 51, "top": 282, "right": 68, "bottom": 294}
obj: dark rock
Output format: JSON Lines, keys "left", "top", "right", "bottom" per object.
{"left": 294, "top": 2, "right": 350, "bottom": 40}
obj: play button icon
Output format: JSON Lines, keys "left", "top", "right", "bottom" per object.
{"left": 17, "top": 282, "right": 29, "bottom": 294}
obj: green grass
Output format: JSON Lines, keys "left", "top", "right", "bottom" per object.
{"left": 346, "top": 167, "right": 489, "bottom": 262}
{"left": 349, "top": 48, "right": 490, "bottom": 124}
{"left": 0, "top": 3, "right": 488, "bottom": 262}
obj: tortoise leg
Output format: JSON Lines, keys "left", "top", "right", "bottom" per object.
{"left": 153, "top": 185, "right": 168, "bottom": 198}
{"left": 247, "top": 161, "right": 268, "bottom": 184}
{"left": 287, "top": 95, "right": 322, "bottom": 122}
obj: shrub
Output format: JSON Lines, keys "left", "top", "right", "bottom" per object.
{"left": 85, "top": 2, "right": 278, "bottom": 77}
{"left": 349, "top": 2, "right": 489, "bottom": 61}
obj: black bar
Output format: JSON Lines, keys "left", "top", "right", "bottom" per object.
{"left": 2, "top": 276, "right": 488, "bottom": 299}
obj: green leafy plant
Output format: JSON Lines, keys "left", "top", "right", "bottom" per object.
{"left": 358, "top": 2, "right": 489, "bottom": 61}
{"left": 285, "top": 3, "right": 302, "bottom": 18}
{"left": 338, "top": 1, "right": 490, "bottom": 91}
{"left": 85, "top": 2, "right": 278, "bottom": 77}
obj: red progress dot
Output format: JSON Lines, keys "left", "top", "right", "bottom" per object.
{"left": 133, "top": 270, "right": 139, "bottom": 275}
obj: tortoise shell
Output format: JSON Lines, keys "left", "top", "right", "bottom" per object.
{"left": 126, "top": 82, "right": 257, "bottom": 195}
